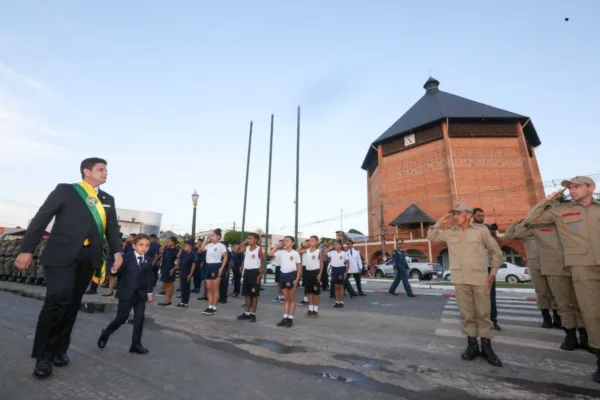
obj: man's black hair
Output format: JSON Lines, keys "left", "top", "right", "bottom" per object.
{"left": 80, "top": 157, "right": 107, "bottom": 178}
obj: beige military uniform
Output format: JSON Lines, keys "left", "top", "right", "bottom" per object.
{"left": 525, "top": 198, "right": 600, "bottom": 349}
{"left": 506, "top": 221, "right": 583, "bottom": 329}
{"left": 504, "top": 223, "right": 557, "bottom": 310}
{"left": 428, "top": 221, "right": 504, "bottom": 338}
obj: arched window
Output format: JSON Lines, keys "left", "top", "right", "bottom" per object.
{"left": 502, "top": 246, "right": 524, "bottom": 266}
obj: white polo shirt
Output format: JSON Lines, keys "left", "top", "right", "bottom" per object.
{"left": 205, "top": 242, "right": 227, "bottom": 264}
{"left": 328, "top": 250, "right": 348, "bottom": 267}
{"left": 274, "top": 249, "right": 301, "bottom": 274}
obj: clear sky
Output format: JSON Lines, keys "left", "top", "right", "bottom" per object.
{"left": 0, "top": 0, "right": 598, "bottom": 237}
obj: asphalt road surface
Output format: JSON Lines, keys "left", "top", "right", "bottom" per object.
{"left": 0, "top": 282, "right": 599, "bottom": 400}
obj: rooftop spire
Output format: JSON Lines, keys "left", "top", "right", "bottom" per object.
{"left": 423, "top": 77, "right": 440, "bottom": 92}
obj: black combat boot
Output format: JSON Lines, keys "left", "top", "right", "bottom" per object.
{"left": 7, "top": 276, "right": 16, "bottom": 282}
{"left": 461, "top": 337, "right": 480, "bottom": 361}
{"left": 552, "top": 310, "right": 562, "bottom": 329}
{"left": 593, "top": 353, "right": 600, "bottom": 384}
{"left": 480, "top": 338, "right": 502, "bottom": 367}
{"left": 578, "top": 328, "right": 597, "bottom": 354}
{"left": 541, "top": 309, "right": 553, "bottom": 329}
{"left": 560, "top": 328, "right": 579, "bottom": 351}
{"left": 0, "top": 274, "right": 6, "bottom": 281}
{"left": 34, "top": 278, "right": 43, "bottom": 286}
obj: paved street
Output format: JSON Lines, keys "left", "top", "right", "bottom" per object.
{"left": 1, "top": 281, "right": 599, "bottom": 400}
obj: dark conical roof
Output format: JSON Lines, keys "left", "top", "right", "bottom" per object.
{"left": 362, "top": 78, "right": 540, "bottom": 170}
{"left": 389, "top": 204, "right": 437, "bottom": 226}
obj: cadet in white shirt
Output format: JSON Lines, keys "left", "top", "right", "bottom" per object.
{"left": 199, "top": 229, "right": 228, "bottom": 316}
{"left": 298, "top": 235, "right": 324, "bottom": 318}
{"left": 236, "top": 233, "right": 264, "bottom": 323}
{"left": 328, "top": 240, "right": 349, "bottom": 309}
{"left": 270, "top": 236, "right": 302, "bottom": 328}
{"left": 346, "top": 240, "right": 365, "bottom": 296}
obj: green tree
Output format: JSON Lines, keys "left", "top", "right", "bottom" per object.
{"left": 223, "top": 230, "right": 254, "bottom": 244}
{"left": 348, "top": 228, "right": 363, "bottom": 235}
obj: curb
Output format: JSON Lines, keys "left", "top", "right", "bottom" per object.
{"left": 411, "top": 283, "right": 535, "bottom": 294}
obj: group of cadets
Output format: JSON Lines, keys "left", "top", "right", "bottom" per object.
{"left": 0, "top": 237, "right": 47, "bottom": 285}
{"left": 428, "top": 175, "right": 600, "bottom": 384}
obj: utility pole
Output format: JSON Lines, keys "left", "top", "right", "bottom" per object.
{"left": 340, "top": 209, "right": 343, "bottom": 232}
{"left": 294, "top": 106, "right": 301, "bottom": 245}
{"left": 379, "top": 202, "right": 386, "bottom": 258}
{"left": 264, "top": 114, "right": 275, "bottom": 284}
{"left": 241, "top": 121, "right": 253, "bottom": 242}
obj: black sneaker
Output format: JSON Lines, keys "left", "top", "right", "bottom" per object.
{"left": 198, "top": 296, "right": 208, "bottom": 300}
{"left": 313, "top": 311, "right": 319, "bottom": 318}
{"left": 272, "top": 297, "right": 281, "bottom": 302}
{"left": 277, "top": 318, "right": 288, "bottom": 327}
{"left": 174, "top": 303, "right": 188, "bottom": 309}
{"left": 333, "top": 303, "right": 340, "bottom": 309}
{"left": 237, "top": 313, "right": 251, "bottom": 320}
{"left": 249, "top": 314, "right": 257, "bottom": 323}
{"left": 285, "top": 318, "right": 294, "bottom": 328}
{"left": 201, "top": 308, "right": 213, "bottom": 315}
{"left": 231, "top": 293, "right": 240, "bottom": 298}
{"left": 339, "top": 303, "right": 345, "bottom": 309}
{"left": 158, "top": 291, "right": 165, "bottom": 295}
{"left": 298, "top": 301, "right": 309, "bottom": 306}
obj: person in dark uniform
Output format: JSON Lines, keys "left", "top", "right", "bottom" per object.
{"left": 388, "top": 239, "right": 415, "bottom": 297}
{"left": 175, "top": 240, "right": 196, "bottom": 309}
{"left": 97, "top": 234, "right": 153, "bottom": 354}
{"left": 219, "top": 241, "right": 232, "bottom": 303}
{"left": 15, "top": 157, "right": 122, "bottom": 379}
{"left": 231, "top": 242, "right": 244, "bottom": 297}
{"left": 159, "top": 237, "right": 179, "bottom": 306}
{"left": 192, "top": 238, "right": 205, "bottom": 293}
{"left": 146, "top": 234, "right": 161, "bottom": 288}
{"left": 319, "top": 239, "right": 329, "bottom": 291}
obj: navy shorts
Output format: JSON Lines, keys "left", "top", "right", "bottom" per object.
{"left": 303, "top": 269, "right": 321, "bottom": 295}
{"left": 279, "top": 271, "right": 298, "bottom": 290}
{"left": 204, "top": 263, "right": 221, "bottom": 281}
{"left": 161, "top": 266, "right": 176, "bottom": 282}
{"left": 332, "top": 267, "right": 346, "bottom": 285}
{"left": 242, "top": 269, "right": 261, "bottom": 297}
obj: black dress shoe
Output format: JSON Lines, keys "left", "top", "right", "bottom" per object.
{"left": 493, "top": 322, "right": 502, "bottom": 331}
{"left": 98, "top": 329, "right": 108, "bottom": 349}
{"left": 52, "top": 353, "right": 69, "bottom": 367}
{"left": 33, "top": 359, "right": 53, "bottom": 379}
{"left": 129, "top": 344, "right": 149, "bottom": 354}
{"left": 358, "top": 292, "right": 366, "bottom": 296}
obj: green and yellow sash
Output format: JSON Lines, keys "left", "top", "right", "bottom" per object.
{"left": 72, "top": 181, "right": 107, "bottom": 285}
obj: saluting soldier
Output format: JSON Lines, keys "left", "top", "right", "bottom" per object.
{"left": 428, "top": 204, "right": 504, "bottom": 367}
{"left": 525, "top": 176, "right": 600, "bottom": 384}
{"left": 504, "top": 220, "right": 561, "bottom": 329}
{"left": 506, "top": 219, "right": 589, "bottom": 351}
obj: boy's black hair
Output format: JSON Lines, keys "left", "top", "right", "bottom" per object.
{"left": 133, "top": 233, "right": 150, "bottom": 244}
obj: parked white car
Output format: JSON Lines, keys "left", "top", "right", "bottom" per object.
{"left": 443, "top": 262, "right": 531, "bottom": 283}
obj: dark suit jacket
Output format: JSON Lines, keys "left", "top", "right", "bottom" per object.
{"left": 21, "top": 183, "right": 121, "bottom": 269}
{"left": 114, "top": 252, "right": 154, "bottom": 301}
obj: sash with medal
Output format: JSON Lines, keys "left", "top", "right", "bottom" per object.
{"left": 72, "top": 181, "right": 107, "bottom": 285}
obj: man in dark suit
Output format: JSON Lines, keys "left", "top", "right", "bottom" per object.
{"left": 15, "top": 157, "right": 122, "bottom": 379}
{"left": 97, "top": 234, "right": 153, "bottom": 354}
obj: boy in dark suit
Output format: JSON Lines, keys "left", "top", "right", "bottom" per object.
{"left": 97, "top": 234, "right": 154, "bottom": 354}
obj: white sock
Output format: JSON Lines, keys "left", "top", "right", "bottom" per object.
{"left": 245, "top": 311, "right": 250, "bottom": 315}
{"left": 211, "top": 306, "right": 217, "bottom": 310}
{"left": 309, "top": 305, "right": 314, "bottom": 311}
{"left": 279, "top": 295, "right": 284, "bottom": 300}
{"left": 336, "top": 301, "right": 340, "bottom": 304}
{"left": 314, "top": 306, "right": 319, "bottom": 312}
{"left": 304, "top": 297, "right": 308, "bottom": 302}
{"left": 289, "top": 315, "right": 294, "bottom": 319}
{"left": 340, "top": 302, "right": 344, "bottom": 305}
{"left": 284, "top": 314, "right": 289, "bottom": 318}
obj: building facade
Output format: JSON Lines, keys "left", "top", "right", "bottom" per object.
{"left": 361, "top": 78, "right": 545, "bottom": 268}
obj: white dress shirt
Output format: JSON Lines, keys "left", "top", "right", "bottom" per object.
{"left": 346, "top": 248, "right": 363, "bottom": 274}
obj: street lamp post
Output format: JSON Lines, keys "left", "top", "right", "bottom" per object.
{"left": 191, "top": 190, "right": 199, "bottom": 240}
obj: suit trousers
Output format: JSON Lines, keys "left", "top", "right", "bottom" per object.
{"left": 219, "top": 269, "right": 230, "bottom": 300}
{"left": 32, "top": 246, "right": 95, "bottom": 359}
{"left": 330, "top": 273, "right": 356, "bottom": 297}
{"left": 455, "top": 284, "right": 494, "bottom": 339}
{"left": 104, "top": 294, "right": 146, "bottom": 345}
{"left": 546, "top": 275, "right": 583, "bottom": 329}
{"left": 349, "top": 273, "right": 363, "bottom": 293}
{"left": 570, "top": 265, "right": 600, "bottom": 349}
{"left": 321, "top": 263, "right": 329, "bottom": 291}
{"left": 529, "top": 267, "right": 557, "bottom": 310}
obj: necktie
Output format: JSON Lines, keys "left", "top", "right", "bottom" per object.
{"left": 137, "top": 256, "right": 143, "bottom": 269}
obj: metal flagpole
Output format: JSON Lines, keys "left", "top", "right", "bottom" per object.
{"left": 264, "top": 114, "right": 274, "bottom": 284}
{"left": 294, "top": 106, "right": 300, "bottom": 244}
{"left": 241, "top": 121, "right": 253, "bottom": 240}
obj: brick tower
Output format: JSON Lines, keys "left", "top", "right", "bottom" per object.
{"left": 361, "top": 77, "right": 545, "bottom": 266}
